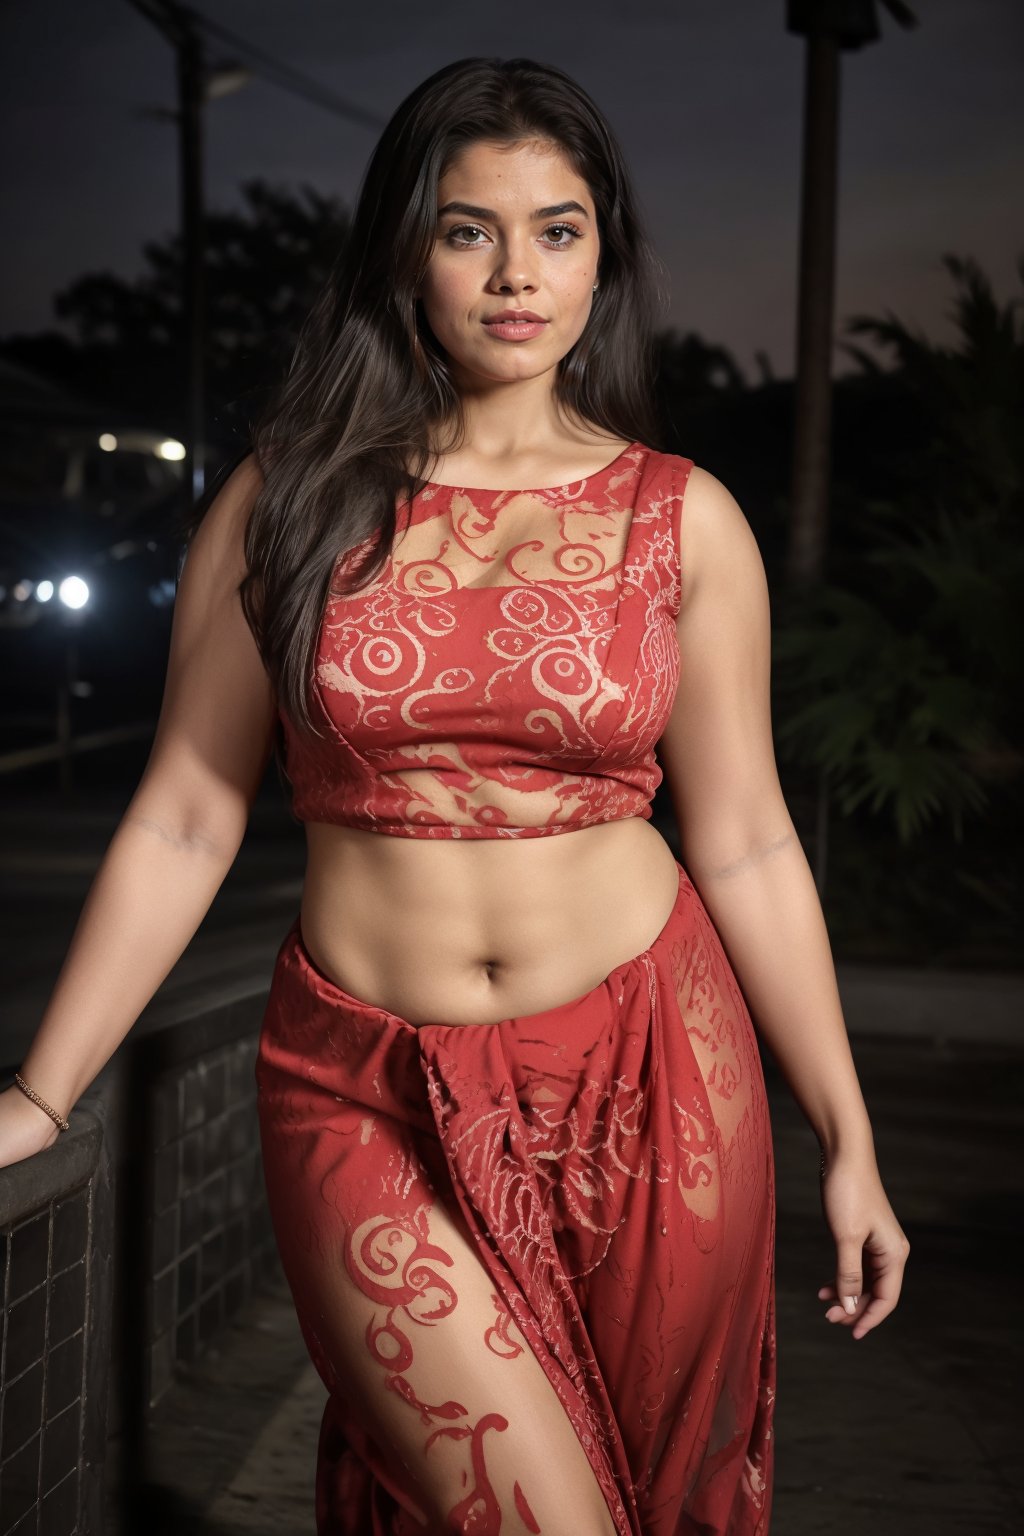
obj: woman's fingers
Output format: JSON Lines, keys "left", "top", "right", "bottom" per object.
{"left": 834, "top": 1235, "right": 865, "bottom": 1314}
{"left": 817, "top": 1158, "right": 911, "bottom": 1341}
{"left": 817, "top": 1284, "right": 865, "bottom": 1326}
{"left": 816, "top": 1235, "right": 910, "bottom": 1339}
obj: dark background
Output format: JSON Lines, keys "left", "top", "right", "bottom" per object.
{"left": 3, "top": 0, "right": 1022, "bottom": 376}
{"left": 1, "top": 9, "right": 1022, "bottom": 1534}
{"left": 1, "top": 0, "right": 1021, "bottom": 969}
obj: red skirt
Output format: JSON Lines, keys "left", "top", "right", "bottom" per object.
{"left": 255, "top": 859, "right": 776, "bottom": 1535}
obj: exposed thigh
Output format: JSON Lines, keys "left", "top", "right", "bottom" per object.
{"left": 271, "top": 1124, "right": 619, "bottom": 1536}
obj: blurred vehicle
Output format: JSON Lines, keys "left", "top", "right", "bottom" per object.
{"left": 0, "top": 424, "right": 188, "bottom": 730}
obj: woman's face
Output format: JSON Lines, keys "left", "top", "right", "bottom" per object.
{"left": 417, "top": 137, "right": 601, "bottom": 388}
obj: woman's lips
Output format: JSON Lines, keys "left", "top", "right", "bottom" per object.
{"left": 483, "top": 319, "right": 548, "bottom": 341}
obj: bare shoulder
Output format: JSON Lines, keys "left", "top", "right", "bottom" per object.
{"left": 677, "top": 462, "right": 768, "bottom": 609}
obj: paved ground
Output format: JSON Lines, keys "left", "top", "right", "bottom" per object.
{"left": 108, "top": 1030, "right": 1022, "bottom": 1536}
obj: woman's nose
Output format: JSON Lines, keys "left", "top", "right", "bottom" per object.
{"left": 489, "top": 245, "right": 539, "bottom": 293}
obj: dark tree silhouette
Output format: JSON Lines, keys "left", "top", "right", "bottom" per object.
{"left": 769, "top": 252, "right": 1023, "bottom": 957}
{"left": 0, "top": 178, "right": 351, "bottom": 446}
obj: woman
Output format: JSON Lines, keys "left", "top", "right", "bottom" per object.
{"left": 2, "top": 56, "right": 909, "bottom": 1536}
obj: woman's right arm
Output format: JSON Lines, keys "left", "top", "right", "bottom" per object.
{"left": 0, "top": 454, "right": 278, "bottom": 1168}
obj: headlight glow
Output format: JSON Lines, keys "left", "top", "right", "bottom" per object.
{"left": 35, "top": 580, "right": 54, "bottom": 601}
{"left": 156, "top": 438, "right": 186, "bottom": 461}
{"left": 58, "top": 575, "right": 90, "bottom": 609}
{"left": 98, "top": 433, "right": 118, "bottom": 452}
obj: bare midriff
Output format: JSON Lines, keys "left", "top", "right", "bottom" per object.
{"left": 299, "top": 816, "right": 681, "bottom": 1027}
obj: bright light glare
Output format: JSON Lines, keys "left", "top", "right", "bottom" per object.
{"left": 58, "top": 575, "right": 90, "bottom": 610}
{"left": 155, "top": 438, "right": 186, "bottom": 461}
{"left": 98, "top": 433, "right": 118, "bottom": 452}
{"left": 35, "top": 580, "right": 54, "bottom": 602}
{"left": 13, "top": 580, "right": 33, "bottom": 601}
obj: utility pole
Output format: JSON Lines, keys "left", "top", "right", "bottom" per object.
{"left": 784, "top": 0, "right": 918, "bottom": 898}
{"left": 177, "top": 20, "right": 205, "bottom": 501}
{"left": 130, "top": 1, "right": 247, "bottom": 500}
{"left": 785, "top": 0, "right": 917, "bottom": 589}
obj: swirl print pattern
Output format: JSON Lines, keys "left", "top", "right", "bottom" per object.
{"left": 278, "top": 444, "right": 692, "bottom": 838}
{"left": 255, "top": 861, "right": 777, "bottom": 1534}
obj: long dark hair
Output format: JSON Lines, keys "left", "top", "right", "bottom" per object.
{"left": 195, "top": 55, "right": 667, "bottom": 740}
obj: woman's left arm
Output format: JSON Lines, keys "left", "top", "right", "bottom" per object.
{"left": 657, "top": 465, "right": 910, "bottom": 1341}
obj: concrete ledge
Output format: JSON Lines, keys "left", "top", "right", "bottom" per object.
{"left": 0, "top": 1110, "right": 101, "bottom": 1228}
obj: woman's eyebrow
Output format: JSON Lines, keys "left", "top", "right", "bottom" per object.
{"left": 436, "top": 199, "right": 590, "bottom": 221}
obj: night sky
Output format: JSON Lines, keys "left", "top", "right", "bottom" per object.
{"left": 3, "top": 0, "right": 1022, "bottom": 380}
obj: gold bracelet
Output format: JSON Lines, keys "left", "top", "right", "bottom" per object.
{"left": 13, "top": 1072, "right": 71, "bottom": 1133}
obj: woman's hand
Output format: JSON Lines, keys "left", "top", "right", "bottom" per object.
{"left": 0, "top": 1084, "right": 63, "bottom": 1171}
{"left": 816, "top": 1147, "right": 910, "bottom": 1340}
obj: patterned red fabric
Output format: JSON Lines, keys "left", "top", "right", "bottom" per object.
{"left": 257, "top": 441, "right": 778, "bottom": 1532}
{"left": 255, "top": 861, "right": 777, "bottom": 1535}
{"left": 279, "top": 442, "right": 693, "bottom": 836}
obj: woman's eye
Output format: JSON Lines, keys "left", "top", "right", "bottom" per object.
{"left": 544, "top": 222, "right": 583, "bottom": 246}
{"left": 447, "top": 225, "right": 487, "bottom": 246}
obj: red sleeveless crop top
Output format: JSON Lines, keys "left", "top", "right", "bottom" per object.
{"left": 278, "top": 441, "right": 694, "bottom": 838}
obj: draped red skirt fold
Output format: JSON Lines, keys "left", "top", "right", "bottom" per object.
{"left": 254, "top": 859, "right": 777, "bottom": 1535}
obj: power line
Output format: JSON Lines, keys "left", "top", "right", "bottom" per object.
{"left": 124, "top": 0, "right": 386, "bottom": 498}
{"left": 194, "top": 9, "right": 388, "bottom": 129}
{"left": 129, "top": 0, "right": 387, "bottom": 131}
